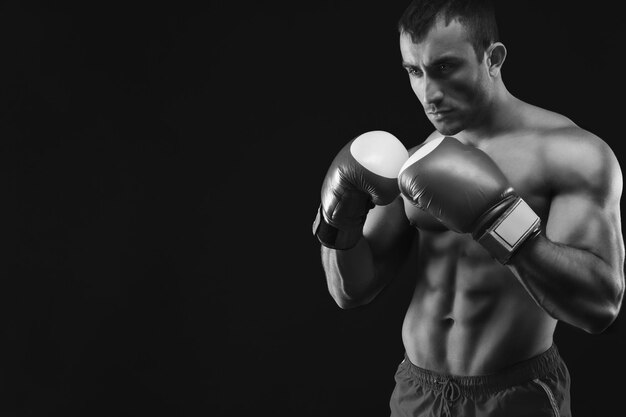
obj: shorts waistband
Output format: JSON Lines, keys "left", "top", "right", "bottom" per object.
{"left": 402, "top": 344, "right": 563, "bottom": 396}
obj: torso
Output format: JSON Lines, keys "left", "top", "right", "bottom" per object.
{"left": 401, "top": 104, "right": 575, "bottom": 375}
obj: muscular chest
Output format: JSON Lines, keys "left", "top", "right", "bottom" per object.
{"left": 405, "top": 137, "right": 551, "bottom": 289}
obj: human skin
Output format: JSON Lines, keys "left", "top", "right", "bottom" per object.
{"left": 320, "top": 16, "right": 624, "bottom": 375}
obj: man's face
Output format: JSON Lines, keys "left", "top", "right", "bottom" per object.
{"left": 400, "top": 17, "right": 492, "bottom": 136}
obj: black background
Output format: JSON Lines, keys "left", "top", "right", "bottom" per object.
{"left": 0, "top": 0, "right": 623, "bottom": 416}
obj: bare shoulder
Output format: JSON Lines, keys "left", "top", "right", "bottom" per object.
{"left": 525, "top": 103, "right": 618, "bottom": 171}
{"left": 541, "top": 124, "right": 623, "bottom": 200}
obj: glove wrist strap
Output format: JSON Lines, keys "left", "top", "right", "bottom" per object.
{"left": 475, "top": 197, "right": 541, "bottom": 264}
{"left": 312, "top": 205, "right": 363, "bottom": 250}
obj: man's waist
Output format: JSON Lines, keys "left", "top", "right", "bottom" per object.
{"left": 400, "top": 344, "right": 563, "bottom": 396}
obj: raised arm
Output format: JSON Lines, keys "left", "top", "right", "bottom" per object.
{"left": 312, "top": 131, "right": 414, "bottom": 309}
{"left": 508, "top": 131, "right": 625, "bottom": 333}
{"left": 321, "top": 197, "right": 416, "bottom": 309}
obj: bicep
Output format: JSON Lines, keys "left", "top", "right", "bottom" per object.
{"left": 546, "top": 192, "right": 623, "bottom": 266}
{"left": 545, "top": 137, "right": 625, "bottom": 268}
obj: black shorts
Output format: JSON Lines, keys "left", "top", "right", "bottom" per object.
{"left": 389, "top": 344, "right": 571, "bottom": 417}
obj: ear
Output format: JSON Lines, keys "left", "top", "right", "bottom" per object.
{"left": 485, "top": 42, "right": 506, "bottom": 77}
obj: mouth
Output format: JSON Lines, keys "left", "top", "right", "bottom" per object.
{"left": 427, "top": 109, "right": 453, "bottom": 120}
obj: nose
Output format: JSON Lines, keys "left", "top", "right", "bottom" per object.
{"left": 419, "top": 76, "right": 444, "bottom": 106}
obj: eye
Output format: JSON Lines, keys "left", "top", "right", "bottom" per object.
{"left": 406, "top": 67, "right": 422, "bottom": 77}
{"left": 437, "top": 63, "right": 453, "bottom": 74}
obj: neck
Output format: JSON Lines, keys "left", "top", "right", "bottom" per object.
{"left": 456, "top": 84, "right": 522, "bottom": 146}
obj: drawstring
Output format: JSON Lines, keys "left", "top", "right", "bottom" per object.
{"left": 436, "top": 378, "right": 461, "bottom": 416}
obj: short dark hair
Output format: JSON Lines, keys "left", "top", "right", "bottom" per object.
{"left": 398, "top": 0, "right": 499, "bottom": 61}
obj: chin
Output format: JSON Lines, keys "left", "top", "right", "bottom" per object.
{"left": 434, "top": 124, "right": 462, "bottom": 137}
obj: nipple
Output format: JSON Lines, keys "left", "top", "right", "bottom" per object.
{"left": 442, "top": 316, "right": 455, "bottom": 327}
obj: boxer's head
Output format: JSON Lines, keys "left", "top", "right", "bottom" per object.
{"left": 398, "top": 0, "right": 506, "bottom": 136}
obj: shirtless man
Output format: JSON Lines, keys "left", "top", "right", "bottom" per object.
{"left": 312, "top": 0, "right": 624, "bottom": 415}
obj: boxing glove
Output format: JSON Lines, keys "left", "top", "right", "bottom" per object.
{"left": 313, "top": 131, "right": 409, "bottom": 250}
{"left": 398, "top": 136, "right": 541, "bottom": 263}
{"left": 401, "top": 145, "right": 449, "bottom": 231}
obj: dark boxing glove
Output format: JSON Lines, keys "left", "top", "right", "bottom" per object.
{"left": 313, "top": 131, "right": 408, "bottom": 249}
{"left": 398, "top": 136, "right": 541, "bottom": 264}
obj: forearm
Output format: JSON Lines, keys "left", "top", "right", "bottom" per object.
{"left": 508, "top": 234, "right": 624, "bottom": 333}
{"left": 321, "top": 237, "right": 390, "bottom": 309}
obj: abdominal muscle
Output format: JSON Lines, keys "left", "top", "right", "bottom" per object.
{"left": 402, "top": 231, "right": 557, "bottom": 376}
